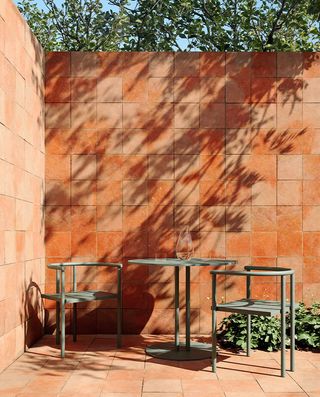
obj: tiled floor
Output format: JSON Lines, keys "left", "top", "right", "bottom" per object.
{"left": 0, "top": 335, "right": 319, "bottom": 397}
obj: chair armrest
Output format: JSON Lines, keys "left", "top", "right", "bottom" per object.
{"left": 210, "top": 269, "right": 294, "bottom": 277}
{"left": 48, "top": 262, "right": 122, "bottom": 270}
{"left": 244, "top": 265, "right": 293, "bottom": 273}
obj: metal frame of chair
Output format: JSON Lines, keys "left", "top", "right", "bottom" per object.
{"left": 42, "top": 262, "right": 122, "bottom": 358}
{"left": 211, "top": 266, "right": 296, "bottom": 377}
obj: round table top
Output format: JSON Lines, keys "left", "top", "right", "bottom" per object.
{"left": 128, "top": 258, "right": 237, "bottom": 267}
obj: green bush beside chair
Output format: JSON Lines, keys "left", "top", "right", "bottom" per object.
{"left": 42, "top": 262, "right": 122, "bottom": 358}
{"left": 211, "top": 266, "right": 297, "bottom": 377}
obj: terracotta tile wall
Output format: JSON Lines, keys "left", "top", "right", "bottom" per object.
{"left": 0, "top": 0, "right": 45, "bottom": 371}
{"left": 45, "top": 51, "right": 320, "bottom": 335}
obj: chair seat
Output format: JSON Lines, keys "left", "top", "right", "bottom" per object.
{"left": 42, "top": 290, "right": 117, "bottom": 303}
{"left": 216, "top": 298, "right": 298, "bottom": 316}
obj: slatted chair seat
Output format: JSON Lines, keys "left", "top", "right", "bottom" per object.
{"left": 216, "top": 298, "right": 298, "bottom": 316}
{"left": 42, "top": 290, "right": 117, "bottom": 304}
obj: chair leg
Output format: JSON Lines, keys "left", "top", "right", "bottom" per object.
{"left": 247, "top": 314, "right": 251, "bottom": 357}
{"left": 56, "top": 302, "right": 60, "bottom": 345}
{"left": 116, "top": 268, "right": 122, "bottom": 348}
{"left": 72, "top": 303, "right": 77, "bottom": 342}
{"left": 116, "top": 300, "right": 122, "bottom": 348}
{"left": 61, "top": 300, "right": 65, "bottom": 358}
{"left": 212, "top": 308, "right": 217, "bottom": 372}
{"left": 290, "top": 275, "right": 295, "bottom": 372}
{"left": 280, "top": 276, "right": 286, "bottom": 377}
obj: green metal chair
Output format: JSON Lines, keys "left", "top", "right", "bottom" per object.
{"left": 211, "top": 266, "right": 296, "bottom": 377}
{"left": 42, "top": 262, "right": 122, "bottom": 358}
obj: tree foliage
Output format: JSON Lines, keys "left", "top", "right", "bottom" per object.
{"left": 17, "top": 0, "right": 320, "bottom": 51}
{"left": 17, "top": 0, "right": 129, "bottom": 51}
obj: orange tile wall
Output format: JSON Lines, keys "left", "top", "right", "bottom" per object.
{"left": 0, "top": 0, "right": 45, "bottom": 370}
{"left": 45, "top": 51, "right": 320, "bottom": 335}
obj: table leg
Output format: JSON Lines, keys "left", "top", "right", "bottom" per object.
{"left": 174, "top": 266, "right": 180, "bottom": 350}
{"left": 185, "top": 266, "right": 190, "bottom": 351}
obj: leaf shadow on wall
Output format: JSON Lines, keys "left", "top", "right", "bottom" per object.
{"left": 43, "top": 52, "right": 318, "bottom": 338}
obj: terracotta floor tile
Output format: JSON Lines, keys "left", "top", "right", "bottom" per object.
{"left": 0, "top": 336, "right": 319, "bottom": 397}
{"left": 264, "top": 394, "right": 308, "bottom": 397}
{"left": 143, "top": 379, "right": 182, "bottom": 393}
{"left": 142, "top": 393, "right": 182, "bottom": 397}
{"left": 256, "top": 376, "right": 303, "bottom": 393}
{"left": 183, "top": 392, "right": 224, "bottom": 397}
{"left": 219, "top": 379, "right": 263, "bottom": 393}
{"left": 225, "top": 393, "right": 265, "bottom": 397}
{"left": 181, "top": 379, "right": 223, "bottom": 393}
{"left": 107, "top": 369, "right": 145, "bottom": 380}
{"left": 101, "top": 394, "right": 141, "bottom": 397}
{"left": 102, "top": 380, "right": 143, "bottom": 394}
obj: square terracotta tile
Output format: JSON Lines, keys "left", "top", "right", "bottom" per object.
{"left": 200, "top": 103, "right": 225, "bottom": 128}
{"left": 123, "top": 76, "right": 148, "bottom": 102}
{"left": 200, "top": 53, "right": 225, "bottom": 77}
{"left": 97, "top": 77, "right": 122, "bottom": 102}
{"left": 304, "top": 52, "right": 320, "bottom": 77}
{"left": 45, "top": 77, "right": 71, "bottom": 102}
{"left": 277, "top": 52, "right": 303, "bottom": 77}
{"left": 303, "top": 205, "right": 320, "bottom": 232}
{"left": 174, "top": 103, "right": 199, "bottom": 128}
{"left": 71, "top": 180, "right": 96, "bottom": 205}
{"left": 277, "top": 180, "right": 302, "bottom": 205}
{"left": 96, "top": 205, "right": 122, "bottom": 231}
{"left": 45, "top": 52, "right": 71, "bottom": 78}
{"left": 147, "top": 180, "right": 174, "bottom": 207}
{"left": 71, "top": 154, "right": 96, "bottom": 180}
{"left": 226, "top": 104, "right": 250, "bottom": 128}
{"left": 278, "top": 231, "right": 302, "bottom": 256}
{"left": 149, "top": 53, "right": 174, "bottom": 77}
{"left": 226, "top": 77, "right": 250, "bottom": 103}
{"left": 226, "top": 232, "right": 251, "bottom": 256}
{"left": 123, "top": 180, "right": 148, "bottom": 205}
{"left": 123, "top": 103, "right": 148, "bottom": 129}
{"left": 71, "top": 52, "right": 98, "bottom": 77}
{"left": 148, "top": 155, "right": 174, "bottom": 180}
{"left": 303, "top": 180, "right": 320, "bottom": 205}
{"left": 174, "top": 77, "right": 200, "bottom": 102}
{"left": 71, "top": 102, "right": 96, "bottom": 129}
{"left": 97, "top": 180, "right": 122, "bottom": 206}
{"left": 45, "top": 103, "right": 71, "bottom": 129}
{"left": 304, "top": 104, "right": 320, "bottom": 128}
{"left": 200, "top": 206, "right": 226, "bottom": 232}
{"left": 175, "top": 53, "right": 199, "bottom": 77}
{"left": 277, "top": 78, "right": 303, "bottom": 103}
{"left": 252, "top": 206, "right": 276, "bottom": 232}
{"left": 278, "top": 155, "right": 302, "bottom": 180}
{"left": 71, "top": 77, "right": 97, "bottom": 102}
{"left": 277, "top": 103, "right": 302, "bottom": 129}
{"left": 277, "top": 206, "right": 302, "bottom": 232}
{"left": 251, "top": 78, "right": 276, "bottom": 103}
{"left": 226, "top": 53, "right": 251, "bottom": 78}
{"left": 303, "top": 155, "right": 320, "bottom": 179}
{"left": 251, "top": 232, "right": 277, "bottom": 257}
{"left": 252, "top": 53, "right": 276, "bottom": 77}
{"left": 226, "top": 206, "right": 251, "bottom": 232}
{"left": 96, "top": 103, "right": 122, "bottom": 128}
{"left": 200, "top": 77, "right": 225, "bottom": 103}
{"left": 97, "top": 52, "right": 123, "bottom": 78}
{"left": 148, "top": 78, "right": 173, "bottom": 102}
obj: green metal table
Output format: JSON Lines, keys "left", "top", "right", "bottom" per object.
{"left": 128, "top": 258, "right": 236, "bottom": 361}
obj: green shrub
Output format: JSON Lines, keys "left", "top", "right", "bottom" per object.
{"left": 217, "top": 302, "right": 320, "bottom": 352}
{"left": 294, "top": 303, "right": 320, "bottom": 349}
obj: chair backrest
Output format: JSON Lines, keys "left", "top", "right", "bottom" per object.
{"left": 47, "top": 262, "right": 122, "bottom": 294}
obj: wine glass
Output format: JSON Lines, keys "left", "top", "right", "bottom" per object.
{"left": 176, "top": 226, "right": 194, "bottom": 260}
